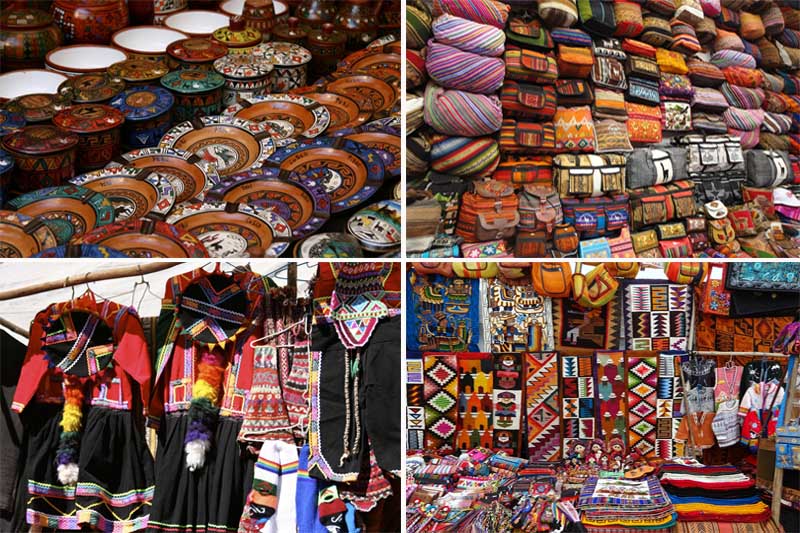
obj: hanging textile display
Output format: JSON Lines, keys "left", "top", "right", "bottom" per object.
{"left": 657, "top": 351, "right": 688, "bottom": 459}
{"left": 487, "top": 278, "right": 554, "bottom": 353}
{"left": 594, "top": 350, "right": 628, "bottom": 446}
{"left": 696, "top": 314, "right": 795, "bottom": 352}
{"left": 525, "top": 351, "right": 561, "bottom": 461}
{"left": 627, "top": 353, "right": 659, "bottom": 457}
{"left": 622, "top": 280, "right": 693, "bottom": 351}
{"left": 456, "top": 353, "right": 493, "bottom": 451}
{"left": 560, "top": 353, "right": 596, "bottom": 453}
{"left": 552, "top": 296, "right": 621, "bottom": 351}
{"left": 492, "top": 352, "right": 524, "bottom": 455}
{"left": 407, "top": 359, "right": 426, "bottom": 451}
{"left": 423, "top": 352, "right": 460, "bottom": 453}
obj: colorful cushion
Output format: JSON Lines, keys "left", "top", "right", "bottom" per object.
{"left": 627, "top": 117, "right": 663, "bottom": 143}
{"left": 687, "top": 58, "right": 725, "bottom": 87}
{"left": 741, "top": 39, "right": 762, "bottom": 67}
{"left": 757, "top": 37, "right": 783, "bottom": 70}
{"left": 699, "top": 0, "right": 720, "bottom": 17}
{"left": 695, "top": 16, "right": 718, "bottom": 44}
{"left": 426, "top": 40, "right": 505, "bottom": 94}
{"left": 741, "top": 12, "right": 766, "bottom": 41}
{"left": 656, "top": 48, "right": 688, "bottom": 74}
{"left": 722, "top": 66, "right": 764, "bottom": 89}
{"left": 432, "top": 0, "right": 511, "bottom": 28}
{"left": 715, "top": 28, "right": 744, "bottom": 52}
{"left": 674, "top": 0, "right": 704, "bottom": 26}
{"left": 662, "top": 101, "right": 693, "bottom": 131}
{"left": 431, "top": 14, "right": 507, "bottom": 57}
{"left": 622, "top": 37, "right": 657, "bottom": 58}
{"left": 424, "top": 82, "right": 503, "bottom": 136}
{"left": 641, "top": 13, "right": 673, "bottom": 47}
{"left": 759, "top": 132, "right": 790, "bottom": 151}
{"left": 593, "top": 87, "right": 628, "bottom": 119}
{"left": 760, "top": 71, "right": 784, "bottom": 93}
{"left": 763, "top": 112, "right": 793, "bottom": 135}
{"left": 691, "top": 87, "right": 729, "bottom": 112}
{"left": 763, "top": 91, "right": 789, "bottom": 114}
{"left": 646, "top": 0, "right": 676, "bottom": 16}
{"left": 659, "top": 73, "right": 695, "bottom": 99}
{"left": 717, "top": 7, "right": 740, "bottom": 32}
{"left": 693, "top": 112, "right": 728, "bottom": 133}
{"left": 539, "top": 0, "right": 579, "bottom": 28}
{"left": 614, "top": 1, "right": 644, "bottom": 37}
{"left": 554, "top": 106, "right": 596, "bottom": 152}
{"left": 670, "top": 20, "right": 701, "bottom": 55}
{"left": 577, "top": 0, "right": 617, "bottom": 38}
{"left": 729, "top": 127, "right": 760, "bottom": 149}
{"left": 551, "top": 28, "right": 593, "bottom": 46}
{"left": 762, "top": 6, "right": 785, "bottom": 36}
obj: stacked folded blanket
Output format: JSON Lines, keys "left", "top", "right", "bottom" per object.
{"left": 576, "top": 475, "right": 677, "bottom": 532}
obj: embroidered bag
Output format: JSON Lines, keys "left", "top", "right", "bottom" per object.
{"left": 662, "top": 101, "right": 693, "bottom": 131}
{"left": 745, "top": 150, "right": 792, "bottom": 187}
{"left": 451, "top": 262, "right": 500, "bottom": 278}
{"left": 573, "top": 264, "right": 619, "bottom": 306}
{"left": 627, "top": 76, "right": 661, "bottom": 105}
{"left": 578, "top": 237, "right": 613, "bottom": 258}
{"left": 659, "top": 73, "right": 695, "bottom": 99}
{"left": 656, "top": 48, "right": 689, "bottom": 74}
{"left": 593, "top": 37, "right": 627, "bottom": 60}
{"left": 498, "top": 119, "right": 557, "bottom": 154}
{"left": 500, "top": 81, "right": 557, "bottom": 120}
{"left": 593, "top": 119, "right": 633, "bottom": 153}
{"left": 613, "top": 1, "right": 644, "bottom": 38}
{"left": 577, "top": 0, "right": 617, "bottom": 37}
{"left": 625, "top": 55, "right": 661, "bottom": 80}
{"left": 626, "top": 147, "right": 688, "bottom": 189}
{"left": 607, "top": 227, "right": 636, "bottom": 258}
{"left": 518, "top": 184, "right": 563, "bottom": 234}
{"left": 553, "top": 153, "right": 625, "bottom": 197}
{"left": 656, "top": 221, "right": 687, "bottom": 240}
{"left": 641, "top": 13, "right": 674, "bottom": 48}
{"left": 629, "top": 180, "right": 697, "bottom": 229}
{"left": 556, "top": 44, "right": 595, "bottom": 78}
{"left": 551, "top": 28, "right": 593, "bottom": 47}
{"left": 554, "top": 106, "right": 596, "bottom": 153}
{"left": 622, "top": 37, "right": 657, "bottom": 58}
{"left": 505, "top": 48, "right": 559, "bottom": 83}
{"left": 455, "top": 180, "right": 520, "bottom": 242}
{"left": 561, "top": 193, "right": 630, "bottom": 236}
{"left": 670, "top": 19, "right": 702, "bottom": 54}
{"left": 708, "top": 217, "right": 736, "bottom": 246}
{"left": 659, "top": 237, "right": 693, "bottom": 257}
{"left": 505, "top": 16, "right": 554, "bottom": 52}
{"left": 691, "top": 87, "right": 729, "bottom": 113}
{"left": 593, "top": 88, "right": 628, "bottom": 120}
{"left": 555, "top": 79, "right": 595, "bottom": 105}
{"left": 530, "top": 262, "right": 572, "bottom": 298}
{"left": 631, "top": 229, "right": 663, "bottom": 257}
{"left": 592, "top": 56, "right": 627, "bottom": 90}
{"left": 460, "top": 240, "right": 512, "bottom": 258}
{"left": 687, "top": 58, "right": 725, "bottom": 87}
{"left": 493, "top": 155, "right": 553, "bottom": 184}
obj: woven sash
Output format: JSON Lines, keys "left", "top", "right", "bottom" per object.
{"left": 426, "top": 40, "right": 505, "bottom": 94}
{"left": 432, "top": 14, "right": 505, "bottom": 56}
{"left": 424, "top": 82, "right": 503, "bottom": 137}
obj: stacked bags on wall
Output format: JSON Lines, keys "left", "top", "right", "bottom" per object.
{"left": 407, "top": 0, "right": 800, "bottom": 259}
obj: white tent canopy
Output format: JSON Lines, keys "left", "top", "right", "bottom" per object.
{"left": 0, "top": 260, "right": 319, "bottom": 345}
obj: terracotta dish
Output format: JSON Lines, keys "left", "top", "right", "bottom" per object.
{"left": 76, "top": 218, "right": 209, "bottom": 257}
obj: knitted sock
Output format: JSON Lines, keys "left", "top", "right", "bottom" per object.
{"left": 318, "top": 485, "right": 348, "bottom": 533}
{"left": 275, "top": 441, "right": 298, "bottom": 532}
{"left": 296, "top": 445, "right": 328, "bottom": 533}
{"left": 250, "top": 442, "right": 280, "bottom": 523}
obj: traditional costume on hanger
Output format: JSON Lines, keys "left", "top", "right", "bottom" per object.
{"left": 148, "top": 265, "right": 267, "bottom": 533}
{"left": 12, "top": 291, "right": 154, "bottom": 531}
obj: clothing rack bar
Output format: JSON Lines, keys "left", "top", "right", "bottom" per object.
{"left": 694, "top": 350, "right": 790, "bottom": 359}
{"left": 0, "top": 315, "right": 28, "bottom": 338}
{"left": 0, "top": 262, "right": 182, "bottom": 301}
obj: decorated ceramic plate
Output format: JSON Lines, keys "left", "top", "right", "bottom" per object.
{"left": 265, "top": 137, "right": 384, "bottom": 213}
{"left": 109, "top": 147, "right": 219, "bottom": 203}
{"left": 7, "top": 185, "right": 115, "bottom": 244}
{"left": 0, "top": 210, "right": 58, "bottom": 257}
{"left": 292, "top": 232, "right": 363, "bottom": 258}
{"left": 335, "top": 130, "right": 400, "bottom": 177}
{"left": 70, "top": 166, "right": 176, "bottom": 221}
{"left": 303, "top": 92, "right": 369, "bottom": 132}
{"left": 58, "top": 73, "right": 126, "bottom": 104}
{"left": 339, "top": 47, "right": 400, "bottom": 72}
{"left": 159, "top": 116, "right": 276, "bottom": 177}
{"left": 346, "top": 200, "right": 401, "bottom": 252}
{"left": 223, "top": 94, "right": 330, "bottom": 139}
{"left": 205, "top": 167, "right": 330, "bottom": 239}
{"left": 166, "top": 200, "right": 292, "bottom": 257}
{"left": 325, "top": 74, "right": 396, "bottom": 115}
{"left": 76, "top": 218, "right": 209, "bottom": 257}
{"left": 33, "top": 244, "right": 129, "bottom": 258}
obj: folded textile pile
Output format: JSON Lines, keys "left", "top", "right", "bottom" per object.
{"left": 576, "top": 475, "right": 677, "bottom": 532}
{"left": 660, "top": 463, "right": 771, "bottom": 522}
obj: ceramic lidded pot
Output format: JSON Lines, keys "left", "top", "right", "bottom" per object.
{"left": 0, "top": 149, "right": 14, "bottom": 207}
{"left": 213, "top": 54, "right": 273, "bottom": 106}
{"left": 297, "top": 0, "right": 335, "bottom": 29}
{"left": 307, "top": 22, "right": 346, "bottom": 77}
{"left": 272, "top": 16, "right": 309, "bottom": 45}
{"left": 243, "top": 0, "right": 274, "bottom": 41}
{"left": 51, "top": 0, "right": 129, "bottom": 44}
{"left": 154, "top": 0, "right": 188, "bottom": 17}
{"left": 0, "top": 9, "right": 63, "bottom": 71}
{"left": 211, "top": 17, "right": 262, "bottom": 54}
{"left": 253, "top": 41, "right": 311, "bottom": 92}
{"left": 160, "top": 69, "right": 225, "bottom": 122}
{"left": 166, "top": 37, "right": 227, "bottom": 70}
{"left": 110, "top": 25, "right": 188, "bottom": 61}
{"left": 5, "top": 92, "right": 72, "bottom": 123}
{"left": 1, "top": 124, "right": 79, "bottom": 192}
{"left": 0, "top": 111, "right": 26, "bottom": 138}
{"left": 109, "top": 85, "right": 174, "bottom": 149}
{"left": 53, "top": 104, "right": 125, "bottom": 171}
{"left": 107, "top": 58, "right": 170, "bottom": 86}
{"left": 58, "top": 73, "right": 126, "bottom": 104}
{"left": 335, "top": 0, "right": 379, "bottom": 51}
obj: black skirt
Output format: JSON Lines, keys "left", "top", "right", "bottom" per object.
{"left": 19, "top": 403, "right": 155, "bottom": 532}
{"left": 148, "top": 414, "right": 254, "bottom": 533}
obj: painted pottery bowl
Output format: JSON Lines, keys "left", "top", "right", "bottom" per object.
{"left": 164, "top": 10, "right": 229, "bottom": 37}
{"left": 1, "top": 124, "right": 79, "bottom": 193}
{"left": 75, "top": 218, "right": 209, "bottom": 257}
{"left": 70, "top": 166, "right": 176, "bottom": 220}
{"left": 111, "top": 25, "right": 188, "bottom": 60}
{"left": 0, "top": 69, "right": 67, "bottom": 100}
{"left": 0, "top": 210, "right": 59, "bottom": 257}
{"left": 45, "top": 45, "right": 128, "bottom": 76}
{"left": 109, "top": 85, "right": 174, "bottom": 149}
{"left": 51, "top": 0, "right": 129, "bottom": 44}
{"left": 166, "top": 37, "right": 227, "bottom": 70}
{"left": 0, "top": 8, "right": 63, "bottom": 71}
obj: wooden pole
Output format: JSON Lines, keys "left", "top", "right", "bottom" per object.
{"left": 0, "top": 262, "right": 181, "bottom": 301}
{"left": 287, "top": 263, "right": 297, "bottom": 293}
{"left": 0, "top": 315, "right": 28, "bottom": 338}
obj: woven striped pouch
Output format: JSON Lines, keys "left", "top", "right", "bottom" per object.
{"left": 729, "top": 127, "right": 760, "bottom": 149}
{"left": 431, "top": 14, "right": 506, "bottom": 57}
{"left": 423, "top": 82, "right": 503, "bottom": 136}
{"left": 407, "top": 5, "right": 432, "bottom": 49}
{"left": 722, "top": 66, "right": 764, "bottom": 89}
{"left": 762, "top": 6, "right": 785, "bottom": 36}
{"left": 711, "top": 49, "right": 756, "bottom": 69}
{"left": 762, "top": 112, "right": 792, "bottom": 135}
{"left": 723, "top": 107, "right": 764, "bottom": 131}
{"left": 432, "top": 0, "right": 510, "bottom": 28}
{"left": 498, "top": 119, "right": 556, "bottom": 154}
{"left": 426, "top": 40, "right": 505, "bottom": 94}
{"left": 720, "top": 83, "right": 765, "bottom": 109}
{"left": 430, "top": 136, "right": 500, "bottom": 177}
{"left": 539, "top": 0, "right": 578, "bottom": 28}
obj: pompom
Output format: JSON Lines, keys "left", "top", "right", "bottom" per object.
{"left": 57, "top": 462, "right": 79, "bottom": 485}
{"left": 185, "top": 439, "right": 211, "bottom": 471}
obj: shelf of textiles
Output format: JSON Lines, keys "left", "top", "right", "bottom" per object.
{"left": 406, "top": 0, "right": 800, "bottom": 258}
{"left": 5, "top": 261, "right": 401, "bottom": 533}
{"left": 0, "top": 0, "right": 401, "bottom": 259}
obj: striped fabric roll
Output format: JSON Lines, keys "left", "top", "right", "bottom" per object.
{"left": 424, "top": 82, "right": 503, "bottom": 137}
{"left": 426, "top": 40, "right": 505, "bottom": 94}
{"left": 761, "top": 71, "right": 785, "bottom": 92}
{"left": 432, "top": 0, "right": 510, "bottom": 28}
{"left": 723, "top": 107, "right": 764, "bottom": 131}
{"left": 762, "top": 5, "right": 785, "bottom": 36}
{"left": 407, "top": 5, "right": 432, "bottom": 49}
{"left": 720, "top": 83, "right": 765, "bottom": 109}
{"left": 729, "top": 127, "right": 760, "bottom": 149}
{"left": 430, "top": 136, "right": 500, "bottom": 176}
{"left": 406, "top": 134, "right": 431, "bottom": 175}
{"left": 762, "top": 112, "right": 792, "bottom": 134}
{"left": 432, "top": 14, "right": 506, "bottom": 57}
{"left": 711, "top": 49, "right": 757, "bottom": 69}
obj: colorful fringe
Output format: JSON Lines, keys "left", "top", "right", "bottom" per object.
{"left": 57, "top": 376, "right": 84, "bottom": 485}
{"left": 185, "top": 350, "right": 226, "bottom": 471}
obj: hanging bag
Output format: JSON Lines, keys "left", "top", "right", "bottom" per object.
{"left": 531, "top": 262, "right": 573, "bottom": 298}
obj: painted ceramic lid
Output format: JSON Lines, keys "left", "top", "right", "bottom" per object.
{"left": 212, "top": 18, "right": 262, "bottom": 48}
{"left": 108, "top": 59, "right": 170, "bottom": 83}
{"left": 293, "top": 232, "right": 363, "bottom": 258}
{"left": 308, "top": 23, "right": 346, "bottom": 46}
{"left": 59, "top": 73, "right": 126, "bottom": 104}
{"left": 0, "top": 149, "right": 13, "bottom": 176}
{"left": 0, "top": 210, "right": 58, "bottom": 258}
{"left": 76, "top": 219, "right": 209, "bottom": 258}
{"left": 1, "top": 8, "right": 52, "bottom": 29}
{"left": 167, "top": 38, "right": 228, "bottom": 64}
{"left": 53, "top": 104, "right": 125, "bottom": 134}
{"left": 109, "top": 85, "right": 174, "bottom": 121}
{"left": 5, "top": 93, "right": 70, "bottom": 123}
{"left": 161, "top": 69, "right": 225, "bottom": 94}
{"left": 33, "top": 244, "right": 129, "bottom": 258}
{"left": 0, "top": 110, "right": 25, "bottom": 137}
{"left": 213, "top": 54, "right": 273, "bottom": 79}
{"left": 346, "top": 199, "right": 401, "bottom": 250}
{"left": 2, "top": 125, "right": 78, "bottom": 156}
{"left": 223, "top": 93, "right": 330, "bottom": 138}
{"left": 253, "top": 41, "right": 311, "bottom": 66}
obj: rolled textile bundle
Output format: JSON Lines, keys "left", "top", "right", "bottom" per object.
{"left": 426, "top": 40, "right": 505, "bottom": 94}
{"left": 432, "top": 0, "right": 510, "bottom": 29}
{"left": 407, "top": 134, "right": 432, "bottom": 175}
{"left": 741, "top": 39, "right": 761, "bottom": 66}
{"left": 424, "top": 82, "right": 503, "bottom": 137}
{"left": 763, "top": 91, "right": 789, "bottom": 113}
{"left": 720, "top": 83, "right": 765, "bottom": 109}
{"left": 407, "top": 48, "right": 428, "bottom": 89}
{"left": 759, "top": 132, "right": 790, "bottom": 151}
{"left": 711, "top": 49, "right": 757, "bottom": 69}
{"left": 757, "top": 37, "right": 783, "bottom": 70}
{"left": 675, "top": 0, "right": 704, "bottom": 26}
{"left": 408, "top": 5, "right": 432, "bottom": 49}
{"left": 762, "top": 112, "right": 792, "bottom": 135}
{"left": 671, "top": 20, "right": 701, "bottom": 54}
{"left": 782, "top": 7, "right": 800, "bottom": 31}
{"left": 715, "top": 28, "right": 744, "bottom": 52}
{"left": 430, "top": 135, "right": 500, "bottom": 176}
{"left": 407, "top": 95, "right": 426, "bottom": 133}
{"left": 729, "top": 127, "right": 760, "bottom": 149}
{"left": 539, "top": 0, "right": 578, "bottom": 28}
{"left": 700, "top": 0, "right": 720, "bottom": 17}
{"left": 723, "top": 107, "right": 764, "bottom": 131}
{"left": 614, "top": 1, "right": 644, "bottom": 38}
{"left": 695, "top": 16, "right": 717, "bottom": 43}
{"left": 740, "top": 11, "right": 765, "bottom": 41}
{"left": 432, "top": 14, "right": 506, "bottom": 57}
{"left": 762, "top": 5, "right": 785, "bottom": 36}
{"left": 760, "top": 71, "right": 784, "bottom": 93}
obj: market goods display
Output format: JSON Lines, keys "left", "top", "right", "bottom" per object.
{"left": 0, "top": 0, "right": 399, "bottom": 258}
{"left": 407, "top": 0, "right": 800, "bottom": 258}
{"left": 406, "top": 261, "right": 799, "bottom": 532}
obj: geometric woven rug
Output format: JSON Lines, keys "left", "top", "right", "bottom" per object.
{"left": 595, "top": 350, "right": 628, "bottom": 447}
{"left": 656, "top": 351, "right": 687, "bottom": 458}
{"left": 423, "top": 352, "right": 459, "bottom": 453}
{"left": 560, "top": 353, "right": 595, "bottom": 453}
{"left": 456, "top": 352, "right": 493, "bottom": 452}
{"left": 493, "top": 352, "right": 524, "bottom": 456}
{"left": 622, "top": 280, "right": 693, "bottom": 352}
{"left": 525, "top": 351, "right": 561, "bottom": 461}
{"left": 626, "top": 353, "right": 658, "bottom": 457}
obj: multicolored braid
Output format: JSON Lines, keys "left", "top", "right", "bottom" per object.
{"left": 57, "top": 376, "right": 84, "bottom": 485}
{"left": 184, "top": 349, "right": 226, "bottom": 471}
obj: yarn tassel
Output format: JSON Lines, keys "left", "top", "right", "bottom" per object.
{"left": 185, "top": 350, "right": 226, "bottom": 471}
{"left": 56, "top": 377, "right": 84, "bottom": 485}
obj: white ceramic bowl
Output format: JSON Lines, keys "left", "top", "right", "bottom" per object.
{"left": 112, "top": 25, "right": 189, "bottom": 56}
{"left": 0, "top": 69, "right": 68, "bottom": 100}
{"left": 164, "top": 10, "right": 230, "bottom": 37}
{"left": 219, "top": 0, "right": 287, "bottom": 18}
{"left": 45, "top": 45, "right": 130, "bottom": 76}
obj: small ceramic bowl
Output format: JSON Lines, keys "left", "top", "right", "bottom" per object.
{"left": 111, "top": 25, "right": 188, "bottom": 61}
{"left": 0, "top": 69, "right": 67, "bottom": 100}
{"left": 164, "top": 10, "right": 229, "bottom": 37}
{"left": 45, "top": 45, "right": 129, "bottom": 76}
